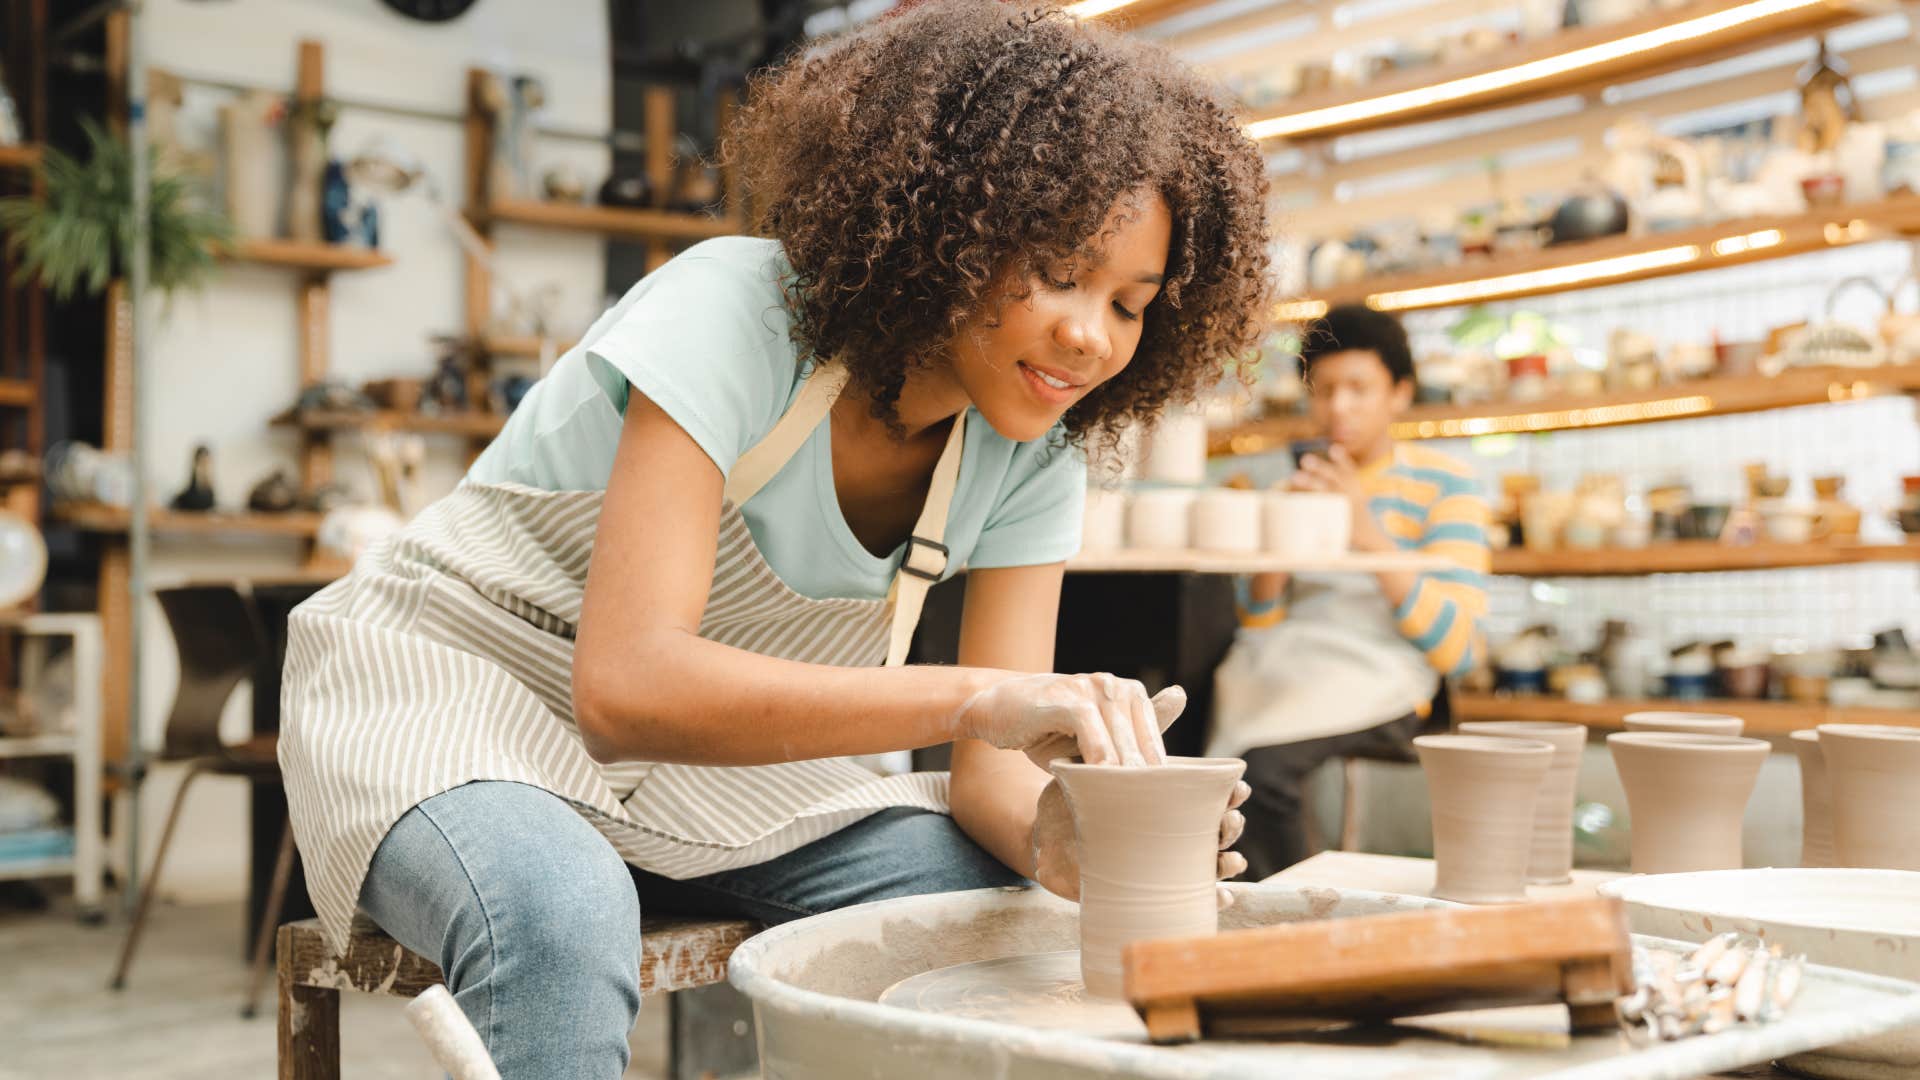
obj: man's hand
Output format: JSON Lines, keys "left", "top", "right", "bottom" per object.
{"left": 1289, "top": 445, "right": 1389, "bottom": 552}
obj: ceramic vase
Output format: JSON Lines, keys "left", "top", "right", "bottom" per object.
{"left": 1608, "top": 732, "right": 1769, "bottom": 874}
{"left": 1789, "top": 728, "right": 1835, "bottom": 869}
{"left": 221, "top": 91, "right": 281, "bottom": 239}
{"left": 1048, "top": 757, "right": 1246, "bottom": 998}
{"left": 1621, "top": 711, "right": 1744, "bottom": 736}
{"left": 1415, "top": 734, "right": 1555, "bottom": 903}
{"left": 1456, "top": 721, "right": 1588, "bottom": 884}
{"left": 1818, "top": 724, "right": 1920, "bottom": 871}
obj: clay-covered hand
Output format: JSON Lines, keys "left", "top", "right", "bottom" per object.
{"left": 1032, "top": 776, "right": 1255, "bottom": 911}
{"left": 954, "top": 673, "right": 1178, "bottom": 768}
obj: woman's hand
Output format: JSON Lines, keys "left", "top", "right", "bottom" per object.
{"left": 953, "top": 673, "right": 1182, "bottom": 768}
{"left": 1031, "top": 777, "right": 1252, "bottom": 909}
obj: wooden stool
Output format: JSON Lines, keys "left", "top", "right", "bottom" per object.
{"left": 275, "top": 913, "right": 759, "bottom": 1079}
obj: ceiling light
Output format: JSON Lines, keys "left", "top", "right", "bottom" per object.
{"left": 1366, "top": 245, "right": 1703, "bottom": 310}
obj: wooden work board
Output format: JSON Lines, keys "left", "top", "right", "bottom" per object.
{"left": 1123, "top": 897, "right": 1634, "bottom": 1043}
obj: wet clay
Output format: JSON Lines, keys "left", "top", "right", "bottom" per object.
{"left": 1457, "top": 721, "right": 1589, "bottom": 885}
{"left": 1049, "top": 757, "right": 1246, "bottom": 999}
{"left": 1790, "top": 729, "right": 1835, "bottom": 869}
{"left": 1622, "top": 712, "right": 1745, "bottom": 736}
{"left": 1414, "top": 734, "right": 1554, "bottom": 904}
{"left": 1817, "top": 724, "right": 1920, "bottom": 871}
{"left": 1608, "top": 732, "right": 1769, "bottom": 874}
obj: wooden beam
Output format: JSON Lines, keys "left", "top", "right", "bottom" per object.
{"left": 464, "top": 68, "right": 497, "bottom": 341}
{"left": 644, "top": 85, "right": 676, "bottom": 273}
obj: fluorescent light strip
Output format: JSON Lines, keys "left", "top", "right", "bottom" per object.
{"left": 1710, "top": 228, "right": 1784, "bottom": 256}
{"left": 1366, "top": 244, "right": 1703, "bottom": 311}
{"left": 1273, "top": 299, "right": 1330, "bottom": 322}
{"left": 1243, "top": 0, "right": 1830, "bottom": 141}
{"left": 1393, "top": 395, "right": 1716, "bottom": 439}
{"left": 1065, "top": 0, "right": 1139, "bottom": 17}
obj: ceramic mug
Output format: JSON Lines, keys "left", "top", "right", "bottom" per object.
{"left": 1126, "top": 489, "right": 1195, "bottom": 550}
{"left": 1191, "top": 489, "right": 1263, "bottom": 554}
{"left": 1263, "top": 492, "right": 1349, "bottom": 557}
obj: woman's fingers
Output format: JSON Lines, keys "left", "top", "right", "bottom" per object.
{"left": 1227, "top": 780, "right": 1251, "bottom": 811}
{"left": 1219, "top": 809, "right": 1245, "bottom": 850}
{"left": 1129, "top": 684, "right": 1165, "bottom": 765}
{"left": 1148, "top": 686, "right": 1187, "bottom": 734}
{"left": 1216, "top": 884, "right": 1237, "bottom": 912}
{"left": 1218, "top": 850, "right": 1247, "bottom": 880}
{"left": 1070, "top": 700, "right": 1116, "bottom": 765}
{"left": 1095, "top": 675, "right": 1145, "bottom": 766}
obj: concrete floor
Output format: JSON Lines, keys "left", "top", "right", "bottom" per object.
{"left": 0, "top": 896, "right": 675, "bottom": 1079}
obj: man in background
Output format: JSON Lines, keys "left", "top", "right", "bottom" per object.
{"left": 1211, "top": 305, "right": 1491, "bottom": 880}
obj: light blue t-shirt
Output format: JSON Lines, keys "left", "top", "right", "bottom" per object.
{"left": 467, "top": 236, "right": 1086, "bottom": 601}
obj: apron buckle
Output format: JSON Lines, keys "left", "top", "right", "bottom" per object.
{"left": 900, "top": 536, "right": 950, "bottom": 581}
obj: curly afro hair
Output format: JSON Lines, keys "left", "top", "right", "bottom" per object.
{"left": 727, "top": 0, "right": 1275, "bottom": 448}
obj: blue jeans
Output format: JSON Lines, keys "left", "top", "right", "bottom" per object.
{"left": 359, "top": 779, "right": 1022, "bottom": 1079}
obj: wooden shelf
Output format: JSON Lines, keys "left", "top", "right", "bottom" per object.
{"left": 482, "top": 199, "right": 741, "bottom": 244}
{"left": 1491, "top": 540, "right": 1920, "bottom": 576}
{"left": 480, "top": 333, "right": 575, "bottom": 359}
{"left": 1081, "top": 0, "right": 1218, "bottom": 27}
{"left": 1453, "top": 691, "right": 1920, "bottom": 737}
{"left": 218, "top": 238, "right": 393, "bottom": 273}
{"left": 0, "top": 378, "right": 33, "bottom": 408}
{"left": 1066, "top": 548, "right": 1450, "bottom": 574}
{"left": 54, "top": 502, "right": 323, "bottom": 539}
{"left": 273, "top": 407, "right": 507, "bottom": 438}
{"left": 0, "top": 732, "right": 76, "bottom": 759}
{"left": 1285, "top": 195, "right": 1920, "bottom": 317}
{"left": 1243, "top": 0, "right": 1876, "bottom": 143}
{"left": 0, "top": 143, "right": 40, "bottom": 170}
{"left": 1214, "top": 362, "right": 1920, "bottom": 454}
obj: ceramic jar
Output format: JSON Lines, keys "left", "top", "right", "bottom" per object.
{"left": 1126, "top": 489, "right": 1194, "bottom": 550}
{"left": 1139, "top": 410, "right": 1209, "bottom": 486}
{"left": 1081, "top": 488, "right": 1126, "bottom": 553}
{"left": 1456, "top": 721, "right": 1588, "bottom": 885}
{"left": 1262, "top": 492, "right": 1349, "bottom": 557}
{"left": 1191, "top": 489, "right": 1263, "bottom": 554}
{"left": 1608, "top": 732, "right": 1769, "bottom": 874}
{"left": 1789, "top": 729, "right": 1835, "bottom": 869}
{"left": 221, "top": 90, "right": 282, "bottom": 239}
{"left": 1415, "top": 734, "right": 1556, "bottom": 903}
{"left": 1817, "top": 724, "right": 1920, "bottom": 871}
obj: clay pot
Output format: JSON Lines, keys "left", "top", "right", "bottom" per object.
{"left": 1262, "top": 492, "right": 1350, "bottom": 557}
{"left": 1048, "top": 757, "right": 1246, "bottom": 998}
{"left": 1080, "top": 488, "right": 1126, "bottom": 553}
{"left": 1414, "top": 734, "right": 1555, "bottom": 904}
{"left": 1456, "top": 721, "right": 1589, "bottom": 884}
{"left": 1622, "top": 711, "right": 1743, "bottom": 736}
{"left": 1125, "top": 489, "right": 1193, "bottom": 550}
{"left": 1817, "top": 724, "right": 1920, "bottom": 871}
{"left": 1608, "top": 732, "right": 1769, "bottom": 874}
{"left": 1789, "top": 729, "right": 1835, "bottom": 869}
{"left": 1191, "top": 489, "right": 1262, "bottom": 554}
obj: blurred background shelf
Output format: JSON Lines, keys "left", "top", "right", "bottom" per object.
{"left": 1212, "top": 363, "right": 1920, "bottom": 453}
{"left": 1244, "top": 0, "right": 1881, "bottom": 142}
{"left": 479, "top": 198, "right": 741, "bottom": 243}
{"left": 271, "top": 407, "right": 507, "bottom": 438}
{"left": 0, "top": 377, "right": 33, "bottom": 407}
{"left": 478, "top": 333, "right": 576, "bottom": 358}
{"left": 0, "top": 142, "right": 40, "bottom": 170}
{"left": 217, "top": 238, "right": 393, "bottom": 273}
{"left": 1490, "top": 539, "right": 1920, "bottom": 576}
{"left": 1452, "top": 691, "right": 1920, "bottom": 735}
{"left": 54, "top": 502, "right": 324, "bottom": 539}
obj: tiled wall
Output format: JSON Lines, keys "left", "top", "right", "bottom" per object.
{"left": 1400, "top": 239, "right": 1920, "bottom": 654}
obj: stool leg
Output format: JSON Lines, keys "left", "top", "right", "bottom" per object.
{"left": 1338, "top": 757, "right": 1364, "bottom": 852}
{"left": 278, "top": 926, "right": 341, "bottom": 1080}
{"left": 108, "top": 762, "right": 205, "bottom": 990}
{"left": 242, "top": 819, "right": 297, "bottom": 1018}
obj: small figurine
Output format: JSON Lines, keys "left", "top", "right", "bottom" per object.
{"left": 425, "top": 353, "right": 469, "bottom": 413}
{"left": 247, "top": 468, "right": 300, "bottom": 514}
{"left": 170, "top": 445, "right": 216, "bottom": 512}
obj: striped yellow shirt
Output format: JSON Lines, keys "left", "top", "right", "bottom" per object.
{"left": 1237, "top": 442, "right": 1490, "bottom": 676}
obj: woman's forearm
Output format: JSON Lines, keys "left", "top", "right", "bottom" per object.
{"left": 573, "top": 627, "right": 1005, "bottom": 766}
{"left": 949, "top": 739, "right": 1052, "bottom": 878}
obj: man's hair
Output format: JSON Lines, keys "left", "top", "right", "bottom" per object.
{"left": 1299, "top": 304, "right": 1414, "bottom": 384}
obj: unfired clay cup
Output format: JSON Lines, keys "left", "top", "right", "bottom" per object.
{"left": 1080, "top": 488, "right": 1126, "bottom": 553}
{"left": 1622, "top": 711, "right": 1744, "bottom": 737}
{"left": 1790, "top": 728, "right": 1835, "bottom": 869}
{"left": 1048, "top": 756, "right": 1246, "bottom": 998}
{"left": 1262, "top": 492, "right": 1350, "bottom": 557}
{"left": 1608, "top": 732, "right": 1769, "bottom": 874}
{"left": 1414, "top": 734, "right": 1555, "bottom": 903}
{"left": 1456, "top": 721, "right": 1588, "bottom": 884}
{"left": 1191, "top": 489, "right": 1263, "bottom": 554}
{"left": 1125, "top": 489, "right": 1194, "bottom": 550}
{"left": 1817, "top": 724, "right": 1920, "bottom": 871}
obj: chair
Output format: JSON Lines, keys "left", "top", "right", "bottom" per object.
{"left": 1336, "top": 683, "right": 1453, "bottom": 851}
{"left": 107, "top": 584, "right": 290, "bottom": 1018}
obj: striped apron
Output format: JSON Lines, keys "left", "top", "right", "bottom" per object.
{"left": 280, "top": 363, "right": 966, "bottom": 953}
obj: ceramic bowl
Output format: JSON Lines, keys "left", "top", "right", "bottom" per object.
{"left": 1680, "top": 503, "right": 1731, "bottom": 541}
{"left": 1601, "top": 868, "right": 1920, "bottom": 1079}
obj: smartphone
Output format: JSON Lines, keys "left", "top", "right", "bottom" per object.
{"left": 1289, "top": 437, "right": 1331, "bottom": 469}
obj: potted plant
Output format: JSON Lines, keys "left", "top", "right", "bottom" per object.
{"left": 0, "top": 119, "right": 231, "bottom": 301}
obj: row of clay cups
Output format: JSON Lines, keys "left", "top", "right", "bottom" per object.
{"left": 1083, "top": 486, "right": 1351, "bottom": 556}
{"left": 1789, "top": 723, "right": 1920, "bottom": 872}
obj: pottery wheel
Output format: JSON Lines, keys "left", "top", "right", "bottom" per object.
{"left": 878, "top": 951, "right": 1151, "bottom": 1040}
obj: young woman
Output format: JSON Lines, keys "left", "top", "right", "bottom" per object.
{"left": 279, "top": 2, "right": 1273, "bottom": 1074}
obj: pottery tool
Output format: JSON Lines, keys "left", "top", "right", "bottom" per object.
{"left": 404, "top": 984, "right": 501, "bottom": 1080}
{"left": 1122, "top": 897, "right": 1633, "bottom": 1043}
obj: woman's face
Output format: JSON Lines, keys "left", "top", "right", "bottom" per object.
{"left": 950, "top": 192, "right": 1172, "bottom": 443}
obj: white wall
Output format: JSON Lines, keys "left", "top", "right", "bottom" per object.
{"left": 123, "top": 0, "right": 614, "bottom": 902}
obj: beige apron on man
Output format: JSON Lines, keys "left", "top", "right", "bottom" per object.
{"left": 280, "top": 362, "right": 967, "bottom": 953}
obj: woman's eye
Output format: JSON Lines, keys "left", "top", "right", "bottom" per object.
{"left": 1113, "top": 301, "right": 1141, "bottom": 322}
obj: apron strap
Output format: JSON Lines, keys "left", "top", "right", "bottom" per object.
{"left": 724, "top": 363, "right": 850, "bottom": 507}
{"left": 884, "top": 410, "right": 966, "bottom": 667}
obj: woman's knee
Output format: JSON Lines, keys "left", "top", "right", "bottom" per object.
{"left": 867, "top": 809, "right": 1026, "bottom": 895}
